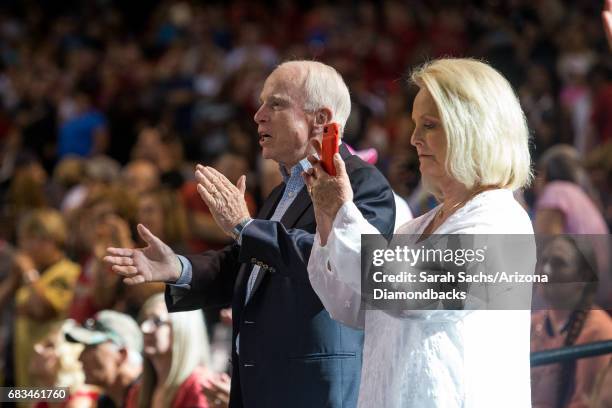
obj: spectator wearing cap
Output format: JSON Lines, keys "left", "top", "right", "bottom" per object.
{"left": 66, "top": 310, "right": 143, "bottom": 408}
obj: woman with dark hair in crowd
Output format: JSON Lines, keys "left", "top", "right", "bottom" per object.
{"left": 534, "top": 145, "right": 610, "bottom": 307}
{"left": 534, "top": 144, "right": 607, "bottom": 235}
{"left": 531, "top": 236, "right": 612, "bottom": 408}
{"left": 67, "top": 186, "right": 135, "bottom": 323}
{"left": 119, "top": 188, "right": 191, "bottom": 316}
{"left": 136, "top": 188, "right": 189, "bottom": 253}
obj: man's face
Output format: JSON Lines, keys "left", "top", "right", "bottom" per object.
{"left": 79, "top": 342, "right": 123, "bottom": 387}
{"left": 253, "top": 66, "right": 315, "bottom": 168}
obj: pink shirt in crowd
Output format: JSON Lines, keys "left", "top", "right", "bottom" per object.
{"left": 536, "top": 181, "right": 608, "bottom": 235}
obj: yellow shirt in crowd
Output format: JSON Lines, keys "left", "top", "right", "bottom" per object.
{"left": 14, "top": 257, "right": 80, "bottom": 391}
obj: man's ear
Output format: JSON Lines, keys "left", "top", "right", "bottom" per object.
{"left": 315, "top": 108, "right": 332, "bottom": 126}
{"left": 311, "top": 108, "right": 333, "bottom": 139}
{"left": 117, "top": 347, "right": 128, "bottom": 365}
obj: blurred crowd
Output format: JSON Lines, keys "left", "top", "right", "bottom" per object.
{"left": 0, "top": 0, "right": 611, "bottom": 407}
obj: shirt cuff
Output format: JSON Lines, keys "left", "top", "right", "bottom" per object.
{"left": 311, "top": 231, "right": 332, "bottom": 273}
{"left": 169, "top": 255, "right": 192, "bottom": 289}
{"left": 326, "top": 200, "right": 359, "bottom": 250}
{"left": 236, "top": 219, "right": 255, "bottom": 246}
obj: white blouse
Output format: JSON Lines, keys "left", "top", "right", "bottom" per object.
{"left": 308, "top": 189, "right": 535, "bottom": 408}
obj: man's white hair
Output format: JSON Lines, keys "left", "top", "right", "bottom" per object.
{"left": 277, "top": 60, "right": 352, "bottom": 134}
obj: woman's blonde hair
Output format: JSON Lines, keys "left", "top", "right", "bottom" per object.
{"left": 137, "top": 293, "right": 210, "bottom": 408}
{"left": 410, "top": 58, "right": 532, "bottom": 192}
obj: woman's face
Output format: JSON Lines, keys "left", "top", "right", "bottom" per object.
{"left": 140, "top": 300, "right": 172, "bottom": 357}
{"left": 539, "top": 238, "right": 587, "bottom": 308}
{"left": 410, "top": 87, "right": 448, "bottom": 185}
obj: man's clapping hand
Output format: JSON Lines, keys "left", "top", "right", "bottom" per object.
{"left": 104, "top": 224, "right": 181, "bottom": 285}
{"left": 194, "top": 165, "right": 250, "bottom": 237}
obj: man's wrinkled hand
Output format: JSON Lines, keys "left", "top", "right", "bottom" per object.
{"left": 104, "top": 224, "right": 181, "bottom": 285}
{"left": 302, "top": 140, "right": 354, "bottom": 245}
{"left": 195, "top": 165, "right": 250, "bottom": 237}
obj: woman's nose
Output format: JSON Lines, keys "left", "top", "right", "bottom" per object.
{"left": 410, "top": 129, "right": 421, "bottom": 147}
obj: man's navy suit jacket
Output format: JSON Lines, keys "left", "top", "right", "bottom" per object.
{"left": 165, "top": 144, "right": 396, "bottom": 408}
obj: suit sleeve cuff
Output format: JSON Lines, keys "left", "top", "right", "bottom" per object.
{"left": 236, "top": 218, "right": 255, "bottom": 245}
{"left": 168, "top": 255, "right": 192, "bottom": 290}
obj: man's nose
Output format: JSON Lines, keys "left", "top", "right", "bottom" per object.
{"left": 254, "top": 105, "right": 267, "bottom": 124}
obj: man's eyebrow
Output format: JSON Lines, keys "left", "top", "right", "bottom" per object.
{"left": 268, "top": 94, "right": 288, "bottom": 102}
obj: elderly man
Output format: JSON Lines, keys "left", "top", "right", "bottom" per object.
{"left": 105, "top": 60, "right": 395, "bottom": 407}
{"left": 66, "top": 310, "right": 143, "bottom": 408}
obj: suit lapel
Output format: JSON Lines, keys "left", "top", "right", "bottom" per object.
{"left": 245, "top": 145, "right": 353, "bottom": 304}
{"left": 248, "top": 185, "right": 312, "bottom": 302}
{"left": 235, "top": 183, "right": 284, "bottom": 310}
{"left": 280, "top": 186, "right": 312, "bottom": 228}
{"left": 339, "top": 142, "right": 351, "bottom": 160}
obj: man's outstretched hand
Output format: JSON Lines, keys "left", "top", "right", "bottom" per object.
{"left": 104, "top": 224, "right": 182, "bottom": 285}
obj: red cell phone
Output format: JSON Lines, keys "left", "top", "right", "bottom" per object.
{"left": 321, "top": 123, "right": 340, "bottom": 176}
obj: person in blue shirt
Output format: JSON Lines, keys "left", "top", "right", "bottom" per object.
{"left": 58, "top": 86, "right": 109, "bottom": 158}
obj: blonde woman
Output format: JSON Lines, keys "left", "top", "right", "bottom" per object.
{"left": 304, "top": 58, "right": 535, "bottom": 407}
{"left": 126, "top": 293, "right": 212, "bottom": 408}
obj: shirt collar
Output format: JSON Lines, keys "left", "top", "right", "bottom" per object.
{"left": 279, "top": 157, "right": 312, "bottom": 183}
